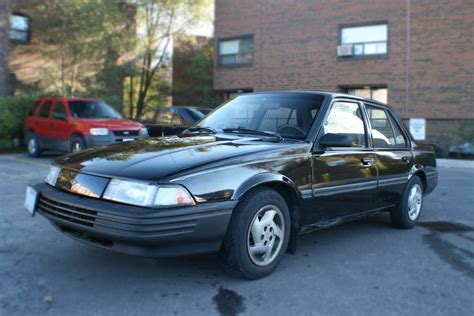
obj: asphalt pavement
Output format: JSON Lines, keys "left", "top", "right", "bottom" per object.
{"left": 0, "top": 153, "right": 473, "bottom": 315}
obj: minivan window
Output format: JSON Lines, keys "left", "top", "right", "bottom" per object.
{"left": 27, "top": 101, "right": 41, "bottom": 116}
{"left": 38, "top": 101, "right": 52, "bottom": 118}
{"left": 52, "top": 102, "right": 68, "bottom": 120}
{"left": 69, "top": 100, "right": 121, "bottom": 119}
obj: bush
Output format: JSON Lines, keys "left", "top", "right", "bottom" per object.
{"left": 0, "top": 95, "right": 39, "bottom": 149}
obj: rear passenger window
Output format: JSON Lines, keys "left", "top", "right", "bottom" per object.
{"left": 388, "top": 112, "right": 408, "bottom": 147}
{"left": 27, "top": 101, "right": 41, "bottom": 116}
{"left": 38, "top": 101, "right": 52, "bottom": 118}
{"left": 323, "top": 102, "right": 367, "bottom": 147}
{"left": 366, "top": 105, "right": 407, "bottom": 148}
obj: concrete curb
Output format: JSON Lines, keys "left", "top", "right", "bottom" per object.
{"left": 436, "top": 159, "right": 474, "bottom": 169}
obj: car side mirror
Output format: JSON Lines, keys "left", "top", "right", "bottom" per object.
{"left": 319, "top": 133, "right": 352, "bottom": 148}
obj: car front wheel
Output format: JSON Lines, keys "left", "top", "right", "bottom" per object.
{"left": 69, "top": 136, "right": 85, "bottom": 153}
{"left": 390, "top": 175, "right": 424, "bottom": 229}
{"left": 219, "top": 188, "right": 290, "bottom": 279}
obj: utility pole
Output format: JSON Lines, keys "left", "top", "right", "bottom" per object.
{"left": 0, "top": 0, "right": 12, "bottom": 96}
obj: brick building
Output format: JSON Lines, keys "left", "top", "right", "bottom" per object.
{"left": 214, "top": 0, "right": 474, "bottom": 155}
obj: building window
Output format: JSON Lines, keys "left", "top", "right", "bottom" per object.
{"left": 10, "top": 14, "right": 30, "bottom": 43}
{"left": 340, "top": 24, "right": 387, "bottom": 56}
{"left": 345, "top": 86, "right": 388, "bottom": 104}
{"left": 218, "top": 36, "right": 253, "bottom": 66}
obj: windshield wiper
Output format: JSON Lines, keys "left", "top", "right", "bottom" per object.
{"left": 185, "top": 126, "right": 217, "bottom": 134}
{"left": 222, "top": 127, "right": 283, "bottom": 141}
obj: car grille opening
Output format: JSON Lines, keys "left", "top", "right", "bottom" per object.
{"left": 112, "top": 130, "right": 139, "bottom": 137}
{"left": 38, "top": 196, "right": 97, "bottom": 227}
{"left": 58, "top": 225, "right": 113, "bottom": 247}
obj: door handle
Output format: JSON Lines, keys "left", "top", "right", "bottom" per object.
{"left": 361, "top": 158, "right": 374, "bottom": 167}
{"left": 402, "top": 156, "right": 411, "bottom": 164}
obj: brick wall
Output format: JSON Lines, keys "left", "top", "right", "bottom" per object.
{"left": 214, "top": 0, "right": 474, "bottom": 156}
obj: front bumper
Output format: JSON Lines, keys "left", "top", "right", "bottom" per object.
{"left": 33, "top": 183, "right": 237, "bottom": 257}
{"left": 83, "top": 134, "right": 148, "bottom": 148}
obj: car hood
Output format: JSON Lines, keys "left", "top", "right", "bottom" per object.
{"left": 54, "top": 134, "right": 303, "bottom": 181}
{"left": 76, "top": 118, "right": 143, "bottom": 129}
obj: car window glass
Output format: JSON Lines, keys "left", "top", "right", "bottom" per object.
{"left": 154, "top": 109, "right": 173, "bottom": 124}
{"left": 69, "top": 100, "right": 121, "bottom": 119}
{"left": 366, "top": 105, "right": 396, "bottom": 148}
{"left": 388, "top": 112, "right": 408, "bottom": 148}
{"left": 259, "top": 107, "right": 295, "bottom": 132}
{"left": 323, "top": 102, "right": 366, "bottom": 147}
{"left": 27, "top": 101, "right": 41, "bottom": 116}
{"left": 52, "top": 102, "right": 67, "bottom": 120}
{"left": 171, "top": 111, "right": 183, "bottom": 125}
{"left": 38, "top": 101, "right": 52, "bottom": 118}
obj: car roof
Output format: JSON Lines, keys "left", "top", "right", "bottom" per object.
{"left": 245, "top": 90, "right": 392, "bottom": 109}
{"left": 33, "top": 97, "right": 99, "bottom": 102}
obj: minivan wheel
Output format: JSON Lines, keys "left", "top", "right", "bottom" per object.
{"left": 70, "top": 136, "right": 85, "bottom": 153}
{"left": 27, "top": 133, "right": 41, "bottom": 157}
{"left": 219, "top": 188, "right": 290, "bottom": 279}
{"left": 390, "top": 176, "right": 424, "bottom": 229}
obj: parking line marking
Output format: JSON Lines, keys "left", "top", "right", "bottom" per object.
{"left": 0, "top": 155, "right": 50, "bottom": 168}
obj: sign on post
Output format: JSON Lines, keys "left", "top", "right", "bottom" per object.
{"left": 409, "top": 118, "right": 426, "bottom": 141}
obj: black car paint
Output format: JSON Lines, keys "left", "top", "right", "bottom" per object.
{"left": 34, "top": 91, "right": 438, "bottom": 256}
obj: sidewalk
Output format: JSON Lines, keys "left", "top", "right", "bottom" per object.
{"left": 437, "top": 159, "right": 474, "bottom": 168}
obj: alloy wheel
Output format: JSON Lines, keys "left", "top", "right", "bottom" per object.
{"left": 407, "top": 183, "right": 422, "bottom": 220}
{"left": 247, "top": 205, "right": 285, "bottom": 266}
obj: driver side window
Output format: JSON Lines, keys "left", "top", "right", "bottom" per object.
{"left": 323, "top": 102, "right": 367, "bottom": 148}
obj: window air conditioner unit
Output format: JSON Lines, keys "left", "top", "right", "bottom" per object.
{"left": 337, "top": 44, "right": 353, "bottom": 57}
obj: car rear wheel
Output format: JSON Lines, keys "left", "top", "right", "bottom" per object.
{"left": 70, "top": 136, "right": 85, "bottom": 153}
{"left": 27, "top": 133, "right": 42, "bottom": 157}
{"left": 219, "top": 188, "right": 290, "bottom": 279}
{"left": 390, "top": 176, "right": 423, "bottom": 229}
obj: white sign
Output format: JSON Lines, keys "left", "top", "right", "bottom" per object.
{"left": 409, "top": 118, "right": 426, "bottom": 140}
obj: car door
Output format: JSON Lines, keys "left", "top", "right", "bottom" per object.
{"left": 364, "top": 103, "right": 413, "bottom": 209}
{"left": 34, "top": 100, "right": 54, "bottom": 147}
{"left": 50, "top": 101, "right": 70, "bottom": 151}
{"left": 309, "top": 100, "right": 378, "bottom": 223}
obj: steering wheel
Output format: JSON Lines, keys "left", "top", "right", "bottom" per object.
{"left": 277, "top": 124, "right": 306, "bottom": 138}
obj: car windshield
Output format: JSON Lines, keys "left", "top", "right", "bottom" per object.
{"left": 196, "top": 93, "right": 325, "bottom": 140}
{"left": 69, "top": 100, "right": 122, "bottom": 119}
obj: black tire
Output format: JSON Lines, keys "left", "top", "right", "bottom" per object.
{"left": 390, "top": 176, "right": 424, "bottom": 229}
{"left": 219, "top": 188, "right": 291, "bottom": 279}
{"left": 26, "top": 133, "right": 42, "bottom": 158}
{"left": 69, "top": 136, "right": 86, "bottom": 153}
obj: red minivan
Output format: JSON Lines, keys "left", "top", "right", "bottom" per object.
{"left": 24, "top": 97, "right": 148, "bottom": 157}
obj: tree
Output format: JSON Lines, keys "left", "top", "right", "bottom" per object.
{"left": 172, "top": 35, "right": 220, "bottom": 107}
{"left": 128, "top": 0, "right": 212, "bottom": 119}
{"left": 0, "top": 0, "right": 12, "bottom": 96}
{"left": 31, "top": 0, "right": 134, "bottom": 96}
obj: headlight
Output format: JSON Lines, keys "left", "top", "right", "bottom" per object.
{"left": 45, "top": 166, "right": 61, "bottom": 186}
{"left": 103, "top": 179, "right": 195, "bottom": 207}
{"left": 139, "top": 128, "right": 149, "bottom": 136}
{"left": 90, "top": 128, "right": 109, "bottom": 136}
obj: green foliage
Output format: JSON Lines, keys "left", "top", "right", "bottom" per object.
{"left": 0, "top": 95, "right": 40, "bottom": 148}
{"left": 458, "top": 121, "right": 474, "bottom": 143}
{"left": 31, "top": 0, "right": 134, "bottom": 96}
{"left": 172, "top": 35, "right": 221, "bottom": 107}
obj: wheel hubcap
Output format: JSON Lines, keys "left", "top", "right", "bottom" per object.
{"left": 247, "top": 205, "right": 285, "bottom": 267}
{"left": 28, "top": 139, "right": 36, "bottom": 154}
{"left": 408, "top": 184, "right": 422, "bottom": 221}
{"left": 72, "top": 142, "right": 82, "bottom": 152}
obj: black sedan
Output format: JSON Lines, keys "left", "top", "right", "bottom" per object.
{"left": 142, "top": 106, "right": 212, "bottom": 137}
{"left": 25, "top": 91, "right": 438, "bottom": 279}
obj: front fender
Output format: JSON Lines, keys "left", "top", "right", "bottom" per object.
{"left": 232, "top": 172, "right": 299, "bottom": 200}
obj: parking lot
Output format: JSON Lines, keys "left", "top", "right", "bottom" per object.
{"left": 0, "top": 153, "right": 473, "bottom": 315}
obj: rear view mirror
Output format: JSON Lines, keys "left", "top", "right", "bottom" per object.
{"left": 319, "top": 133, "right": 352, "bottom": 148}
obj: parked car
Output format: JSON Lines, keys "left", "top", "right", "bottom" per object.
{"left": 24, "top": 97, "right": 148, "bottom": 157}
{"left": 449, "top": 142, "right": 474, "bottom": 159}
{"left": 25, "top": 91, "right": 438, "bottom": 279}
{"left": 141, "top": 106, "right": 212, "bottom": 137}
